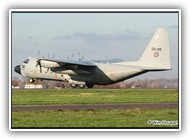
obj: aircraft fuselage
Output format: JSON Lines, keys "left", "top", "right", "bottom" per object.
{"left": 15, "top": 57, "right": 145, "bottom": 87}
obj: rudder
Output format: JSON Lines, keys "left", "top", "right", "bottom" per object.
{"left": 138, "top": 28, "right": 171, "bottom": 70}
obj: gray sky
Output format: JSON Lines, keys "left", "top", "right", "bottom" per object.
{"left": 11, "top": 11, "right": 179, "bottom": 80}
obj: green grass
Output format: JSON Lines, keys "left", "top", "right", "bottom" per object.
{"left": 12, "top": 89, "right": 178, "bottom": 105}
{"left": 12, "top": 108, "right": 178, "bottom": 128}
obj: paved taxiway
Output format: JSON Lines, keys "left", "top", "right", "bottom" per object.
{"left": 12, "top": 103, "right": 178, "bottom": 111}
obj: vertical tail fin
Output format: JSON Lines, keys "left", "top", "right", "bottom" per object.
{"left": 138, "top": 28, "right": 171, "bottom": 70}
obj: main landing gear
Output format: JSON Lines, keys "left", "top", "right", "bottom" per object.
{"left": 70, "top": 84, "right": 86, "bottom": 89}
{"left": 70, "top": 84, "right": 94, "bottom": 89}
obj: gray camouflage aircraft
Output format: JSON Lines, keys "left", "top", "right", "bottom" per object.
{"left": 14, "top": 28, "right": 171, "bottom": 88}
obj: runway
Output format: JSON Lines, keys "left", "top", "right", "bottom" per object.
{"left": 12, "top": 102, "right": 178, "bottom": 111}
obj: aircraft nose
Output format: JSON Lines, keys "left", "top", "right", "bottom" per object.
{"left": 14, "top": 65, "right": 21, "bottom": 74}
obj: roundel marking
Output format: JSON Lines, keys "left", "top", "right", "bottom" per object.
{"left": 153, "top": 51, "right": 159, "bottom": 57}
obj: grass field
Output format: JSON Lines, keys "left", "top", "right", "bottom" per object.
{"left": 12, "top": 89, "right": 178, "bottom": 105}
{"left": 12, "top": 108, "right": 178, "bottom": 128}
{"left": 11, "top": 89, "right": 179, "bottom": 128}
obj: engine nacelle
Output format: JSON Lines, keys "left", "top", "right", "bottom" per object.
{"left": 40, "top": 60, "right": 60, "bottom": 68}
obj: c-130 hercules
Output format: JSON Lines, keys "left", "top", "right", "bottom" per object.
{"left": 14, "top": 28, "right": 171, "bottom": 88}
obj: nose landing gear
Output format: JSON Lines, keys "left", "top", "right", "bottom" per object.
{"left": 29, "top": 78, "right": 35, "bottom": 83}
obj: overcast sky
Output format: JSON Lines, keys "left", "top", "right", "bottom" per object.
{"left": 11, "top": 10, "right": 179, "bottom": 80}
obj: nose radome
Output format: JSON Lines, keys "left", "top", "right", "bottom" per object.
{"left": 14, "top": 65, "right": 21, "bottom": 74}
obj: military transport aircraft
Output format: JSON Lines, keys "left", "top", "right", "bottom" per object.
{"left": 14, "top": 28, "right": 171, "bottom": 88}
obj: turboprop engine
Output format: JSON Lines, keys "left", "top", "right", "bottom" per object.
{"left": 40, "top": 60, "right": 60, "bottom": 68}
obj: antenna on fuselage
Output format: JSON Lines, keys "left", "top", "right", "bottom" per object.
{"left": 79, "top": 54, "right": 84, "bottom": 61}
{"left": 78, "top": 52, "right": 80, "bottom": 60}
{"left": 38, "top": 50, "right": 41, "bottom": 58}
{"left": 67, "top": 56, "right": 69, "bottom": 60}
{"left": 71, "top": 53, "right": 74, "bottom": 60}
{"left": 78, "top": 52, "right": 84, "bottom": 61}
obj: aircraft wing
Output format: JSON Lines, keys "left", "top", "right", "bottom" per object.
{"left": 44, "top": 58, "right": 95, "bottom": 66}
{"left": 58, "top": 60, "right": 96, "bottom": 67}
{"left": 38, "top": 58, "right": 97, "bottom": 71}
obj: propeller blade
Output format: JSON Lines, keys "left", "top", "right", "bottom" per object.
{"left": 36, "top": 59, "right": 42, "bottom": 73}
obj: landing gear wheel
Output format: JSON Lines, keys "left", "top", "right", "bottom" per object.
{"left": 86, "top": 84, "right": 94, "bottom": 88}
{"left": 79, "top": 85, "right": 86, "bottom": 89}
{"left": 70, "top": 84, "right": 78, "bottom": 88}
{"left": 29, "top": 78, "right": 35, "bottom": 83}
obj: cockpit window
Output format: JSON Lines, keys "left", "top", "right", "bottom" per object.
{"left": 23, "top": 59, "right": 29, "bottom": 64}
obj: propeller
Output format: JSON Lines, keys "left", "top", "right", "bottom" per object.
{"left": 78, "top": 52, "right": 84, "bottom": 61}
{"left": 67, "top": 56, "right": 69, "bottom": 60}
{"left": 71, "top": 53, "right": 74, "bottom": 60}
{"left": 79, "top": 54, "right": 84, "bottom": 61}
{"left": 36, "top": 59, "right": 42, "bottom": 73}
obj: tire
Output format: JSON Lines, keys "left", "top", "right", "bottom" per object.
{"left": 70, "top": 84, "right": 78, "bottom": 88}
{"left": 79, "top": 85, "right": 86, "bottom": 89}
{"left": 86, "top": 84, "right": 94, "bottom": 88}
{"left": 29, "top": 78, "right": 35, "bottom": 83}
